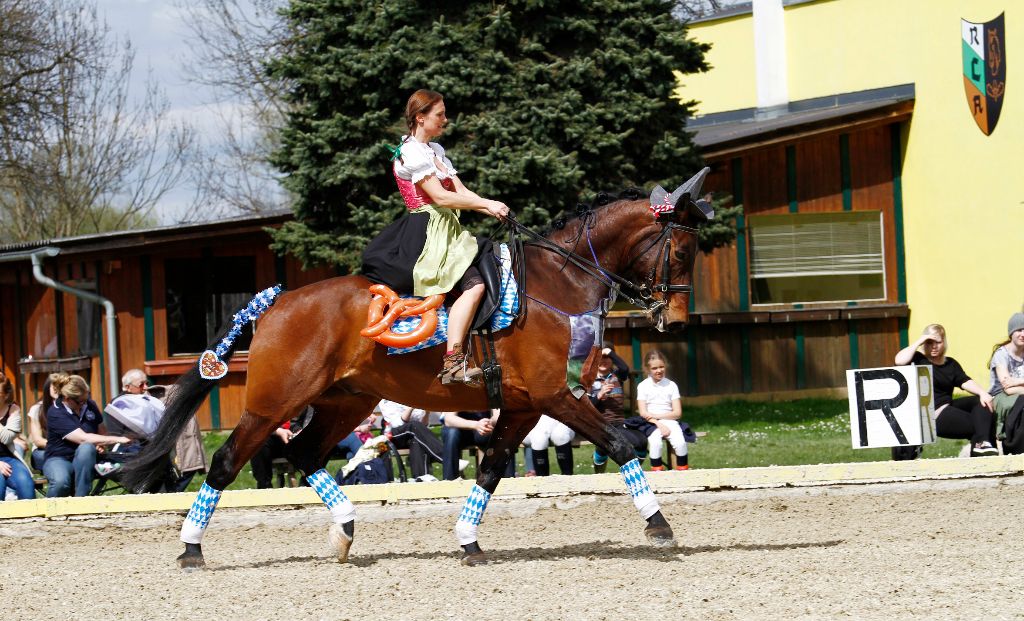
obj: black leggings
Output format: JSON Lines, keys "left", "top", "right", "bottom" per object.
{"left": 935, "top": 396, "right": 996, "bottom": 445}
{"left": 389, "top": 421, "right": 444, "bottom": 478}
{"left": 530, "top": 444, "right": 574, "bottom": 476}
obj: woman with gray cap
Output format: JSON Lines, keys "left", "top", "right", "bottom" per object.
{"left": 988, "top": 312, "right": 1024, "bottom": 423}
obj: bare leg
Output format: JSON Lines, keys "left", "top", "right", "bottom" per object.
{"left": 446, "top": 283, "right": 484, "bottom": 351}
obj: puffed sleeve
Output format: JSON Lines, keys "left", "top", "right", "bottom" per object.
{"left": 429, "top": 142, "right": 458, "bottom": 177}
{"left": 394, "top": 141, "right": 437, "bottom": 184}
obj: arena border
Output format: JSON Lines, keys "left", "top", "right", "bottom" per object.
{"left": 4, "top": 454, "right": 1023, "bottom": 521}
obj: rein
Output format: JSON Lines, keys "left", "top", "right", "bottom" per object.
{"left": 504, "top": 211, "right": 697, "bottom": 316}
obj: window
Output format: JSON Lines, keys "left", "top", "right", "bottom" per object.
{"left": 748, "top": 211, "right": 885, "bottom": 305}
{"left": 75, "top": 280, "right": 100, "bottom": 355}
{"left": 165, "top": 257, "right": 256, "bottom": 355}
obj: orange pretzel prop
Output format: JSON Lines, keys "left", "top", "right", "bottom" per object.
{"left": 360, "top": 284, "right": 444, "bottom": 348}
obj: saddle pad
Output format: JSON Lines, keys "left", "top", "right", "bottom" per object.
{"left": 387, "top": 243, "right": 519, "bottom": 355}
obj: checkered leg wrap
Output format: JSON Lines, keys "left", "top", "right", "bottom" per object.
{"left": 180, "top": 482, "right": 222, "bottom": 544}
{"left": 308, "top": 469, "right": 356, "bottom": 524}
{"left": 454, "top": 484, "right": 492, "bottom": 545}
{"left": 620, "top": 459, "right": 660, "bottom": 520}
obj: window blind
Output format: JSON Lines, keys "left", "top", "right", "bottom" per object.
{"left": 748, "top": 212, "right": 883, "bottom": 278}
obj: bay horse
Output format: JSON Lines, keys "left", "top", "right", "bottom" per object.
{"left": 123, "top": 170, "right": 712, "bottom": 568}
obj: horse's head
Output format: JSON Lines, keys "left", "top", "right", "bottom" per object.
{"left": 621, "top": 167, "right": 714, "bottom": 332}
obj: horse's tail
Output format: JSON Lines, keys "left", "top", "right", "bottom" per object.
{"left": 121, "top": 285, "right": 283, "bottom": 493}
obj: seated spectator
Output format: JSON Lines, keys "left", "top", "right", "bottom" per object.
{"left": 442, "top": 409, "right": 514, "bottom": 480}
{"left": 43, "top": 374, "right": 130, "bottom": 497}
{"left": 989, "top": 313, "right": 1024, "bottom": 427}
{"left": 378, "top": 399, "right": 445, "bottom": 479}
{"left": 590, "top": 351, "right": 648, "bottom": 473}
{"left": 25, "top": 376, "right": 59, "bottom": 471}
{"left": 249, "top": 406, "right": 314, "bottom": 489}
{"left": 136, "top": 378, "right": 207, "bottom": 492}
{"left": 895, "top": 324, "right": 997, "bottom": 456}
{"left": 0, "top": 378, "right": 34, "bottom": 500}
{"left": 522, "top": 415, "right": 574, "bottom": 476}
{"left": 636, "top": 350, "right": 691, "bottom": 471}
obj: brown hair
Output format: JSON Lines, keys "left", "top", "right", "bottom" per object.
{"left": 52, "top": 373, "right": 90, "bottom": 402}
{"left": 404, "top": 89, "right": 443, "bottom": 131}
{"left": 644, "top": 349, "right": 668, "bottom": 368}
{"left": 0, "top": 376, "right": 13, "bottom": 407}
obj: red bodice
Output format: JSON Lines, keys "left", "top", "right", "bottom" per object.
{"left": 394, "top": 171, "right": 455, "bottom": 211}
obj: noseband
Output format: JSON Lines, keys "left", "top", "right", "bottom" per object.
{"left": 506, "top": 212, "right": 697, "bottom": 316}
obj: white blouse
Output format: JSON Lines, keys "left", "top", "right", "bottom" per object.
{"left": 393, "top": 136, "right": 458, "bottom": 184}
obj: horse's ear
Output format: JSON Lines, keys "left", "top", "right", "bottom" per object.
{"left": 688, "top": 193, "right": 715, "bottom": 221}
{"left": 674, "top": 166, "right": 711, "bottom": 203}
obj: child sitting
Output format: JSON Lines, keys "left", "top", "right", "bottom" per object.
{"left": 636, "top": 350, "right": 691, "bottom": 471}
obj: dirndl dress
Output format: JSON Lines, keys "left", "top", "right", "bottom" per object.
{"left": 361, "top": 137, "right": 478, "bottom": 297}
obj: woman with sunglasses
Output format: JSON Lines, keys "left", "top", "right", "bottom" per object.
{"left": 43, "top": 373, "right": 130, "bottom": 497}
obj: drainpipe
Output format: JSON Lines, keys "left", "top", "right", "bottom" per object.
{"left": 29, "top": 247, "right": 120, "bottom": 401}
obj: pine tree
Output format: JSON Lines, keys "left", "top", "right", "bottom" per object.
{"left": 269, "top": 0, "right": 736, "bottom": 270}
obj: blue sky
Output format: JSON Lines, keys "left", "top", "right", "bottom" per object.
{"left": 99, "top": 0, "right": 229, "bottom": 221}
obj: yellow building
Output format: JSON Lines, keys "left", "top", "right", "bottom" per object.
{"left": 679, "top": 0, "right": 1021, "bottom": 384}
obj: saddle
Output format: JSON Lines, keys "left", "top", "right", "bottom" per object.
{"left": 360, "top": 241, "right": 520, "bottom": 352}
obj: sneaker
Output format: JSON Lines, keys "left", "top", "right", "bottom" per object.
{"left": 971, "top": 441, "right": 999, "bottom": 457}
{"left": 524, "top": 470, "right": 537, "bottom": 477}
{"left": 674, "top": 465, "right": 690, "bottom": 471}
{"left": 649, "top": 465, "right": 666, "bottom": 472}
{"left": 458, "top": 459, "right": 469, "bottom": 473}
{"left": 94, "top": 462, "right": 122, "bottom": 476}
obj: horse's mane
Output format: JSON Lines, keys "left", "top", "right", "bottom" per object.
{"left": 542, "top": 188, "right": 646, "bottom": 239}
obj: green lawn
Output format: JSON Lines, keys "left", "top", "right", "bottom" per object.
{"left": 174, "top": 398, "right": 966, "bottom": 491}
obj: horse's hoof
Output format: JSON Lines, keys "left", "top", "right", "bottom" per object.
{"left": 645, "top": 525, "right": 677, "bottom": 548}
{"left": 460, "top": 541, "right": 488, "bottom": 566}
{"left": 460, "top": 551, "right": 489, "bottom": 566}
{"left": 176, "top": 543, "right": 205, "bottom": 570}
{"left": 328, "top": 521, "right": 354, "bottom": 563}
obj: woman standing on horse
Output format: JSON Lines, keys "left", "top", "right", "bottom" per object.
{"left": 362, "top": 89, "right": 509, "bottom": 384}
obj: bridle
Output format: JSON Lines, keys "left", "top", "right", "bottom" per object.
{"left": 505, "top": 208, "right": 698, "bottom": 317}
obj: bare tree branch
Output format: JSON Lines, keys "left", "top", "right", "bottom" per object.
{"left": 0, "top": 0, "right": 195, "bottom": 243}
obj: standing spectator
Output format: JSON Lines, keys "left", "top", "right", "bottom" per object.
{"left": 895, "top": 324, "right": 997, "bottom": 456}
{"left": 378, "top": 399, "right": 445, "bottom": 479}
{"left": 25, "top": 376, "right": 58, "bottom": 471}
{"left": 522, "top": 415, "right": 575, "bottom": 476}
{"left": 636, "top": 350, "right": 691, "bottom": 471}
{"left": 989, "top": 313, "right": 1024, "bottom": 425}
{"left": 442, "top": 410, "right": 513, "bottom": 480}
{"left": 43, "top": 374, "right": 130, "bottom": 497}
{"left": 0, "top": 378, "right": 34, "bottom": 500}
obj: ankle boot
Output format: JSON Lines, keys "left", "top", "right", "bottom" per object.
{"left": 438, "top": 344, "right": 483, "bottom": 385}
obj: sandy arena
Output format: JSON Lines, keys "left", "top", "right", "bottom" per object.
{"left": 3, "top": 477, "right": 1024, "bottom": 620}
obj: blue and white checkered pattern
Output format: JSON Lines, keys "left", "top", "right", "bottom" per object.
{"left": 308, "top": 469, "right": 348, "bottom": 509}
{"left": 184, "top": 482, "right": 222, "bottom": 530}
{"left": 387, "top": 243, "right": 519, "bottom": 355}
{"left": 386, "top": 305, "right": 450, "bottom": 355}
{"left": 620, "top": 459, "right": 652, "bottom": 499}
{"left": 456, "top": 484, "right": 492, "bottom": 526}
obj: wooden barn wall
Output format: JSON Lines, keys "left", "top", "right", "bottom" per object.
{"left": 605, "top": 121, "right": 905, "bottom": 399}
